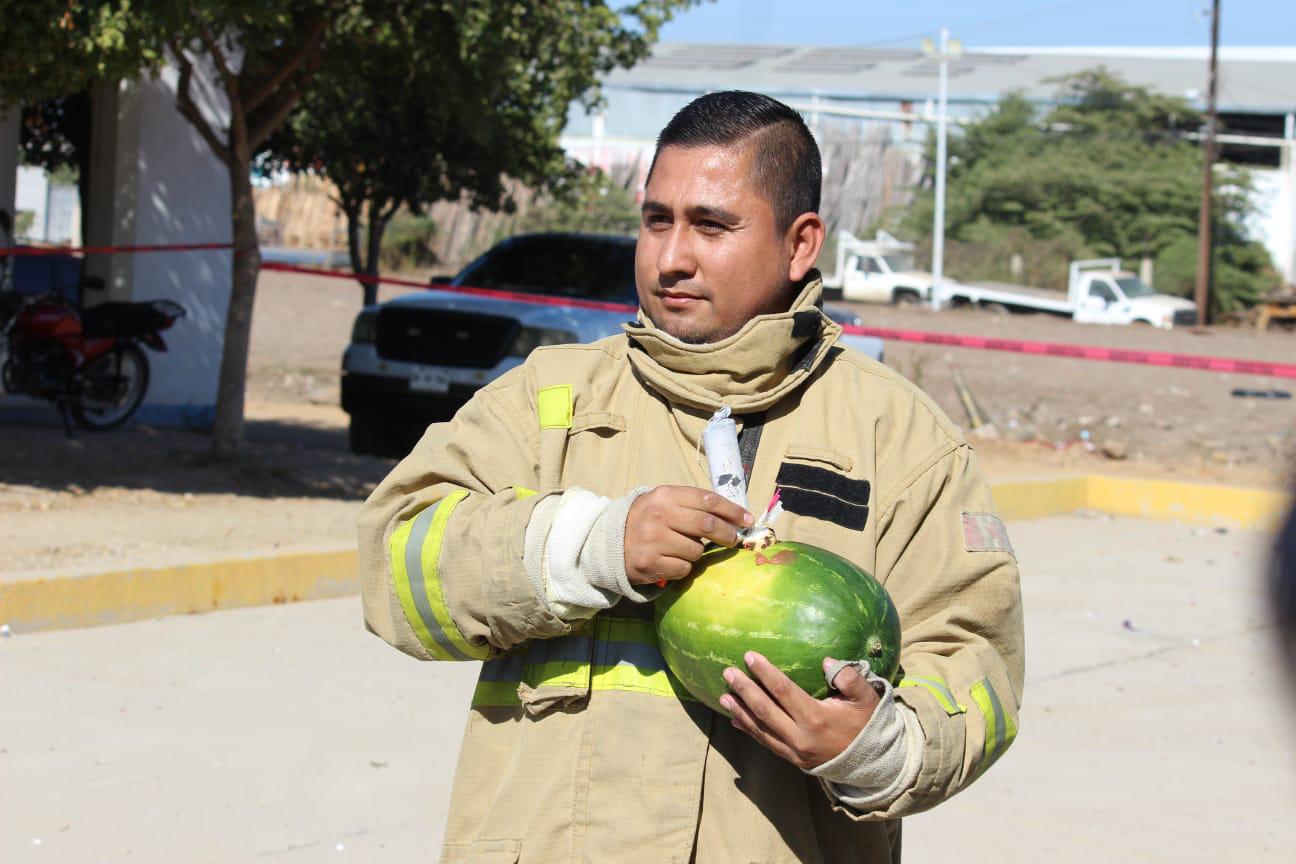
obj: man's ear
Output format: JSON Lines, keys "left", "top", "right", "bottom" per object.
{"left": 786, "top": 212, "right": 826, "bottom": 283}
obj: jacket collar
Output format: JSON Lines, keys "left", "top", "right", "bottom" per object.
{"left": 622, "top": 272, "right": 840, "bottom": 413}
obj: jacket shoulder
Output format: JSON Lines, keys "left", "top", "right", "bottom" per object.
{"left": 827, "top": 347, "right": 966, "bottom": 447}
{"left": 480, "top": 336, "right": 629, "bottom": 408}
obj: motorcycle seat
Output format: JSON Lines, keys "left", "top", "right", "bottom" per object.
{"left": 81, "top": 301, "right": 184, "bottom": 339}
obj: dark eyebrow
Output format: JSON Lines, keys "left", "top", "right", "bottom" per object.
{"left": 641, "top": 199, "right": 669, "bottom": 215}
{"left": 688, "top": 204, "right": 740, "bottom": 225}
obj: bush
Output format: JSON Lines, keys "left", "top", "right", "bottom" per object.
{"left": 379, "top": 212, "right": 439, "bottom": 272}
{"left": 1155, "top": 233, "right": 1279, "bottom": 318}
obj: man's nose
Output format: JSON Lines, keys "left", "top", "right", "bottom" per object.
{"left": 656, "top": 223, "right": 696, "bottom": 279}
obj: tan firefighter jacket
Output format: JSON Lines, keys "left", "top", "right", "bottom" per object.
{"left": 359, "top": 276, "right": 1025, "bottom": 864}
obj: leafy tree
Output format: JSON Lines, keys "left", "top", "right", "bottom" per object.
{"left": 265, "top": 1, "right": 691, "bottom": 305}
{"left": 1, "top": 1, "right": 693, "bottom": 453}
{"left": 901, "top": 70, "right": 1278, "bottom": 314}
{"left": 516, "top": 167, "right": 642, "bottom": 238}
{"left": 20, "top": 91, "right": 93, "bottom": 240}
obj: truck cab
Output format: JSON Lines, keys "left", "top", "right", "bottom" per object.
{"left": 822, "top": 231, "right": 933, "bottom": 306}
{"left": 1069, "top": 260, "right": 1198, "bottom": 328}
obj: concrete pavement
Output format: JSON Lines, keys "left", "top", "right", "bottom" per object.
{"left": 3, "top": 515, "right": 1295, "bottom": 862}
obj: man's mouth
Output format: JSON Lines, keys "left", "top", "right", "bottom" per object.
{"left": 659, "top": 290, "right": 704, "bottom": 310}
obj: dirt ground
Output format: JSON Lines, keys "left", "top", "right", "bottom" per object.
{"left": 2, "top": 268, "right": 1294, "bottom": 578}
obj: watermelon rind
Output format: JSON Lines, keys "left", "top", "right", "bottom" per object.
{"left": 654, "top": 542, "right": 901, "bottom": 715}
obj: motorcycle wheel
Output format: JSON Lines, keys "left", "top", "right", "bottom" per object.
{"left": 72, "top": 343, "right": 150, "bottom": 430}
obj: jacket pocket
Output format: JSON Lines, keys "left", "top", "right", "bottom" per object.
{"left": 775, "top": 455, "right": 871, "bottom": 532}
{"left": 515, "top": 627, "right": 595, "bottom": 717}
{"left": 441, "top": 838, "right": 522, "bottom": 863}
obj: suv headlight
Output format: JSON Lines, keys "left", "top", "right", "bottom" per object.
{"left": 351, "top": 309, "right": 379, "bottom": 344}
{"left": 509, "top": 326, "right": 577, "bottom": 358}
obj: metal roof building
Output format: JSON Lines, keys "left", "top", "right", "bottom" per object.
{"left": 562, "top": 43, "right": 1295, "bottom": 281}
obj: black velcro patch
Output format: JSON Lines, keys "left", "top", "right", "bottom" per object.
{"left": 776, "top": 463, "right": 871, "bottom": 505}
{"left": 778, "top": 487, "right": 869, "bottom": 531}
{"left": 791, "top": 310, "right": 822, "bottom": 339}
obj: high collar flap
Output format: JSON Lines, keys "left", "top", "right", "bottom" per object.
{"left": 622, "top": 274, "right": 840, "bottom": 412}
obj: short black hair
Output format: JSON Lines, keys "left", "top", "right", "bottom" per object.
{"left": 649, "top": 91, "right": 821, "bottom": 233}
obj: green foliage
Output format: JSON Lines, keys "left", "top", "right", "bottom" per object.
{"left": 901, "top": 69, "right": 1279, "bottom": 310}
{"left": 379, "top": 211, "right": 439, "bottom": 272}
{"left": 1154, "top": 233, "right": 1276, "bottom": 318}
{"left": 262, "top": 0, "right": 695, "bottom": 299}
{"left": 518, "top": 168, "right": 641, "bottom": 237}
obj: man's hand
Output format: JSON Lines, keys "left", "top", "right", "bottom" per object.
{"left": 624, "top": 486, "right": 753, "bottom": 586}
{"left": 719, "top": 653, "right": 880, "bottom": 769}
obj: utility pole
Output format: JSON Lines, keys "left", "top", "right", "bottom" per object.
{"left": 1194, "top": 0, "right": 1220, "bottom": 326}
{"left": 923, "top": 28, "right": 961, "bottom": 309}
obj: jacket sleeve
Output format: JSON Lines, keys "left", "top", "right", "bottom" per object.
{"left": 842, "top": 441, "right": 1024, "bottom": 819}
{"left": 357, "top": 370, "right": 578, "bottom": 662}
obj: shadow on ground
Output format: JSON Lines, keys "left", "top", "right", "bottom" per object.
{"left": 0, "top": 402, "right": 398, "bottom": 501}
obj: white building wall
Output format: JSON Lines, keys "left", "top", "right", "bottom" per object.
{"left": 85, "top": 62, "right": 232, "bottom": 429}
{"left": 0, "top": 108, "right": 16, "bottom": 223}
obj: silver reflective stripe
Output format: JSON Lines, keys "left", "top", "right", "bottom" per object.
{"left": 594, "top": 640, "right": 670, "bottom": 673}
{"left": 479, "top": 651, "right": 526, "bottom": 682}
{"left": 404, "top": 503, "right": 471, "bottom": 662}
{"left": 987, "top": 682, "right": 1007, "bottom": 756}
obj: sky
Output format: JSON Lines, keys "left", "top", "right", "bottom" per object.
{"left": 657, "top": 0, "right": 1294, "bottom": 48}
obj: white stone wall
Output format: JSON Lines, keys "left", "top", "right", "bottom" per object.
{"left": 86, "top": 61, "right": 232, "bottom": 428}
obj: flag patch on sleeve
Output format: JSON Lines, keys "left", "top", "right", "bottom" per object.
{"left": 962, "top": 512, "right": 1015, "bottom": 556}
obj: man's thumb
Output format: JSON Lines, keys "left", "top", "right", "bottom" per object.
{"left": 823, "top": 658, "right": 875, "bottom": 701}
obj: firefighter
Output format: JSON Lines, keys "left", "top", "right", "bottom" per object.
{"left": 359, "top": 91, "right": 1023, "bottom": 862}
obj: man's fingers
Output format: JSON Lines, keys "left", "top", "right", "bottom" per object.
{"left": 744, "top": 652, "right": 815, "bottom": 723}
{"left": 823, "top": 657, "right": 880, "bottom": 705}
{"left": 722, "top": 664, "right": 796, "bottom": 738}
{"left": 652, "top": 528, "right": 707, "bottom": 563}
{"left": 721, "top": 691, "right": 801, "bottom": 765}
{"left": 693, "top": 489, "right": 755, "bottom": 529}
{"left": 674, "top": 505, "right": 741, "bottom": 548}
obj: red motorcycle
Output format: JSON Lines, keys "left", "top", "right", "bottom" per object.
{"left": 0, "top": 287, "right": 185, "bottom": 433}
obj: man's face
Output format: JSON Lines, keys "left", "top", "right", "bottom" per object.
{"left": 635, "top": 144, "right": 794, "bottom": 344}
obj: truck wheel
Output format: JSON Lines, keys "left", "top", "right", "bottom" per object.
{"left": 348, "top": 416, "right": 378, "bottom": 455}
{"left": 980, "top": 302, "right": 1010, "bottom": 315}
{"left": 893, "top": 290, "right": 922, "bottom": 306}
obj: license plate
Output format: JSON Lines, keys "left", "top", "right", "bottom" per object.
{"left": 410, "top": 366, "right": 451, "bottom": 394}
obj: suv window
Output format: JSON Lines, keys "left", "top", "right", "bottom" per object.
{"left": 456, "top": 235, "right": 637, "bottom": 304}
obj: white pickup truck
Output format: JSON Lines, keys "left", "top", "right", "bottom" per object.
{"left": 939, "top": 259, "right": 1199, "bottom": 329}
{"left": 820, "top": 230, "right": 936, "bottom": 306}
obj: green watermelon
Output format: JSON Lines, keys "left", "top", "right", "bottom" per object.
{"left": 654, "top": 541, "right": 901, "bottom": 715}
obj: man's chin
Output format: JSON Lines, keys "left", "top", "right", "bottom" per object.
{"left": 656, "top": 315, "right": 735, "bottom": 345}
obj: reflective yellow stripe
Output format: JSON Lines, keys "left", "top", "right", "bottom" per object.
{"left": 389, "top": 492, "right": 490, "bottom": 661}
{"left": 515, "top": 487, "right": 538, "bottom": 499}
{"left": 537, "top": 385, "right": 573, "bottom": 429}
{"left": 970, "top": 678, "right": 1017, "bottom": 776}
{"left": 900, "top": 674, "right": 967, "bottom": 715}
{"left": 472, "top": 679, "right": 521, "bottom": 707}
{"left": 469, "top": 615, "right": 697, "bottom": 707}
{"left": 390, "top": 517, "right": 458, "bottom": 660}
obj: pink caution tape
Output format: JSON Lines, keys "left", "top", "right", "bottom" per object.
{"left": 838, "top": 324, "right": 1296, "bottom": 380}
{"left": 8, "top": 240, "right": 1289, "bottom": 379}
{"left": 4, "top": 242, "right": 235, "bottom": 256}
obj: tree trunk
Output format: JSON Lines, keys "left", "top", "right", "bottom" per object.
{"left": 363, "top": 204, "right": 388, "bottom": 307}
{"left": 210, "top": 148, "right": 261, "bottom": 458}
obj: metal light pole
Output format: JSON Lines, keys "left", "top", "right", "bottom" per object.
{"left": 923, "top": 29, "right": 961, "bottom": 309}
{"left": 1194, "top": 0, "right": 1221, "bottom": 327}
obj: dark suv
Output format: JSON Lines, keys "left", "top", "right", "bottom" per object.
{"left": 342, "top": 232, "right": 881, "bottom": 458}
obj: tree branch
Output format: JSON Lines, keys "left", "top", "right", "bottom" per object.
{"left": 245, "top": 19, "right": 327, "bottom": 115}
{"left": 248, "top": 83, "right": 311, "bottom": 152}
{"left": 199, "top": 26, "right": 239, "bottom": 96}
{"left": 170, "top": 39, "right": 231, "bottom": 163}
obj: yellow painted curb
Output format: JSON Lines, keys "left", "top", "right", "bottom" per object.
{"left": 1, "top": 475, "right": 1289, "bottom": 635}
{"left": 1, "top": 550, "right": 357, "bottom": 635}
{"left": 991, "top": 475, "right": 1291, "bottom": 531}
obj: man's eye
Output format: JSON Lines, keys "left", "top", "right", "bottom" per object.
{"left": 646, "top": 213, "right": 671, "bottom": 226}
{"left": 697, "top": 220, "right": 725, "bottom": 233}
